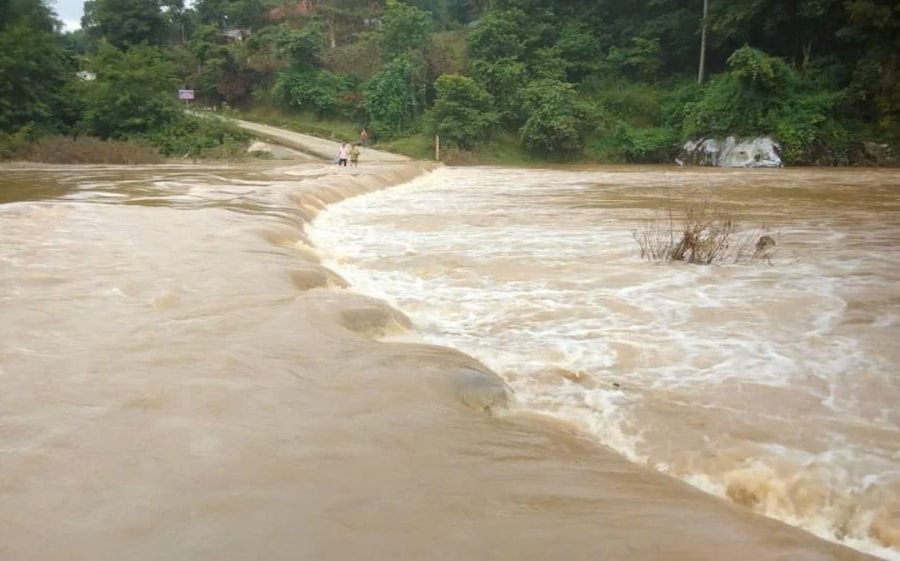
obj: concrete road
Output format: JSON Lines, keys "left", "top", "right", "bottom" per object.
{"left": 232, "top": 118, "right": 410, "bottom": 163}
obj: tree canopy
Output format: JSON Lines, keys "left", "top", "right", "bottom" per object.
{"left": 2, "top": 0, "right": 899, "bottom": 163}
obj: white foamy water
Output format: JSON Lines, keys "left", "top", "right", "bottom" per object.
{"left": 309, "top": 165, "right": 900, "bottom": 559}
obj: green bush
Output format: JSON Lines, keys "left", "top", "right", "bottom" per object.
{"left": 520, "top": 79, "right": 590, "bottom": 156}
{"left": 381, "top": 0, "right": 433, "bottom": 60}
{"left": 273, "top": 21, "right": 325, "bottom": 70}
{"left": 274, "top": 69, "right": 359, "bottom": 119}
{"left": 683, "top": 46, "right": 798, "bottom": 138}
{"left": 0, "top": 2, "right": 74, "bottom": 135}
{"left": 427, "top": 74, "right": 497, "bottom": 149}
{"left": 680, "top": 46, "right": 850, "bottom": 164}
{"left": 470, "top": 57, "right": 528, "bottom": 126}
{"left": 616, "top": 124, "right": 679, "bottom": 163}
{"left": 147, "top": 116, "right": 250, "bottom": 159}
{"left": 0, "top": 126, "right": 36, "bottom": 160}
{"left": 602, "top": 37, "right": 662, "bottom": 82}
{"left": 81, "top": 42, "right": 182, "bottom": 140}
{"left": 589, "top": 78, "right": 666, "bottom": 127}
{"left": 773, "top": 91, "right": 848, "bottom": 164}
{"left": 363, "top": 55, "right": 427, "bottom": 138}
{"left": 585, "top": 122, "right": 679, "bottom": 163}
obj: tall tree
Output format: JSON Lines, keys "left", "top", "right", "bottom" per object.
{"left": 82, "top": 0, "right": 183, "bottom": 48}
{"left": 363, "top": 54, "right": 427, "bottom": 137}
{"left": 81, "top": 41, "right": 182, "bottom": 138}
{"left": 381, "top": 0, "right": 434, "bottom": 60}
{"left": 0, "top": 0, "right": 74, "bottom": 134}
{"left": 840, "top": 0, "right": 900, "bottom": 134}
{"left": 195, "top": 0, "right": 270, "bottom": 29}
{"left": 428, "top": 74, "right": 496, "bottom": 149}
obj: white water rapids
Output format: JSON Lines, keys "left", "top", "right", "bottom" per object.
{"left": 309, "top": 165, "right": 900, "bottom": 559}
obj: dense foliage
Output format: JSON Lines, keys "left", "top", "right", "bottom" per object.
{"left": 427, "top": 74, "right": 495, "bottom": 149}
{"left": 0, "top": 0, "right": 248, "bottom": 160}
{"left": 2, "top": 0, "right": 899, "bottom": 164}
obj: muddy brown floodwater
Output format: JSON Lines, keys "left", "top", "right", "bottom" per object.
{"left": 1, "top": 161, "right": 896, "bottom": 561}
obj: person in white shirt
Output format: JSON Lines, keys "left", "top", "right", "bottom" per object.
{"left": 336, "top": 143, "right": 350, "bottom": 167}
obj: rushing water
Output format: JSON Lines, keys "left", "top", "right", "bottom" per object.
{"left": 0, "top": 161, "right": 894, "bottom": 561}
{"left": 309, "top": 165, "right": 900, "bottom": 560}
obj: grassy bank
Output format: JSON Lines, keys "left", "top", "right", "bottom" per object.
{"left": 0, "top": 116, "right": 255, "bottom": 165}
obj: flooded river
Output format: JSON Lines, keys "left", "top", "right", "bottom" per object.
{"left": 1, "top": 162, "right": 897, "bottom": 560}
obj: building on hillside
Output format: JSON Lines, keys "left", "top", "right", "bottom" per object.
{"left": 219, "top": 28, "right": 250, "bottom": 42}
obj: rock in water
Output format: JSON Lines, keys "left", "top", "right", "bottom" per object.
{"left": 680, "top": 136, "right": 783, "bottom": 168}
{"left": 756, "top": 234, "right": 776, "bottom": 252}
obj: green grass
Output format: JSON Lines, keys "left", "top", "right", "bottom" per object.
{"left": 379, "top": 133, "right": 436, "bottom": 160}
{"left": 472, "top": 133, "right": 536, "bottom": 165}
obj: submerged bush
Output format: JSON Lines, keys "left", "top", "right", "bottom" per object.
{"left": 632, "top": 193, "right": 773, "bottom": 265}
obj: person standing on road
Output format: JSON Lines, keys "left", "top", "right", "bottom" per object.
{"left": 336, "top": 142, "right": 350, "bottom": 167}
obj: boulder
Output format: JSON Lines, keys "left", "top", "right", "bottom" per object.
{"left": 679, "top": 136, "right": 783, "bottom": 168}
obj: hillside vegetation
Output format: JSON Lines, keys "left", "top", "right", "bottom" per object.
{"left": 2, "top": 0, "right": 899, "bottom": 164}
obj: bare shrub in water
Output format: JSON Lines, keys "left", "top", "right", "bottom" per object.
{"left": 632, "top": 194, "right": 773, "bottom": 265}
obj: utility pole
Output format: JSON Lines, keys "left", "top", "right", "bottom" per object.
{"left": 698, "top": 0, "right": 709, "bottom": 84}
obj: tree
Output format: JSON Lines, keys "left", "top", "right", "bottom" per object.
{"left": 679, "top": 45, "right": 847, "bottom": 163}
{"left": 692, "top": 46, "right": 802, "bottom": 135}
{"left": 81, "top": 42, "right": 182, "bottom": 139}
{"left": 840, "top": 0, "right": 900, "bottom": 137}
{"left": 82, "top": 0, "right": 183, "bottom": 48}
{"left": 467, "top": 9, "right": 527, "bottom": 61}
{"left": 195, "top": 0, "right": 269, "bottom": 30}
{"left": 552, "top": 22, "right": 601, "bottom": 82}
{"left": 0, "top": 0, "right": 74, "bottom": 134}
{"left": 363, "top": 54, "right": 427, "bottom": 137}
{"left": 428, "top": 74, "right": 496, "bottom": 149}
{"left": 705, "top": 0, "right": 845, "bottom": 72}
{"left": 273, "top": 20, "right": 325, "bottom": 70}
{"left": 698, "top": 0, "right": 709, "bottom": 83}
{"left": 470, "top": 57, "right": 527, "bottom": 125}
{"left": 274, "top": 68, "right": 357, "bottom": 117}
{"left": 683, "top": 46, "right": 796, "bottom": 138}
{"left": 520, "top": 79, "right": 588, "bottom": 156}
{"left": 381, "top": 0, "right": 434, "bottom": 60}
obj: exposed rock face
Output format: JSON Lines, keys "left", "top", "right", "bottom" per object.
{"left": 680, "top": 137, "right": 783, "bottom": 168}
